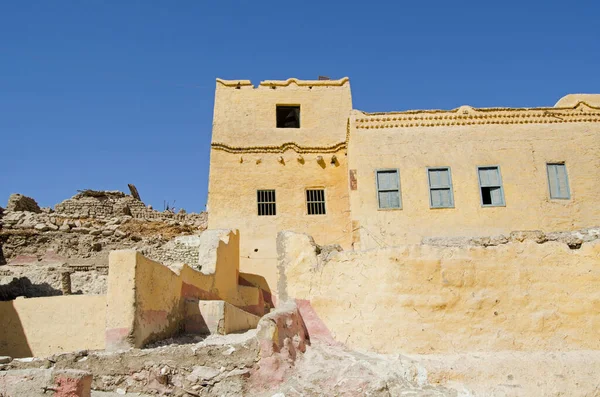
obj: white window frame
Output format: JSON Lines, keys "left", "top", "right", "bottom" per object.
{"left": 546, "top": 163, "right": 571, "bottom": 200}
{"left": 427, "top": 167, "right": 454, "bottom": 209}
{"left": 477, "top": 165, "right": 506, "bottom": 207}
{"left": 375, "top": 168, "right": 402, "bottom": 210}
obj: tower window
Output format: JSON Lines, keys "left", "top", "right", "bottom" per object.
{"left": 257, "top": 190, "right": 276, "bottom": 216}
{"left": 276, "top": 105, "right": 300, "bottom": 128}
{"left": 306, "top": 189, "right": 326, "bottom": 215}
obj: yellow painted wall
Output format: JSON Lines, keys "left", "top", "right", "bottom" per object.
{"left": 278, "top": 231, "right": 600, "bottom": 354}
{"left": 208, "top": 78, "right": 354, "bottom": 298}
{"left": 207, "top": 78, "right": 600, "bottom": 300}
{"left": 348, "top": 104, "right": 600, "bottom": 248}
{"left": 133, "top": 252, "right": 183, "bottom": 347}
{"left": 106, "top": 235, "right": 264, "bottom": 349}
{"left": 0, "top": 295, "right": 106, "bottom": 358}
{"left": 190, "top": 300, "right": 260, "bottom": 335}
{"left": 208, "top": 150, "right": 352, "bottom": 297}
{"left": 211, "top": 77, "right": 351, "bottom": 148}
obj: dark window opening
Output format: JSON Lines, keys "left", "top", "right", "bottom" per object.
{"left": 306, "top": 189, "right": 326, "bottom": 215}
{"left": 477, "top": 166, "right": 505, "bottom": 206}
{"left": 257, "top": 190, "right": 276, "bottom": 216}
{"left": 276, "top": 105, "right": 300, "bottom": 128}
{"left": 481, "top": 187, "right": 493, "bottom": 205}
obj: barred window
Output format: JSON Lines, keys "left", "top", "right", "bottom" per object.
{"left": 257, "top": 190, "right": 276, "bottom": 216}
{"left": 306, "top": 189, "right": 326, "bottom": 215}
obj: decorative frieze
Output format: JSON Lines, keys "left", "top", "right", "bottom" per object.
{"left": 355, "top": 102, "right": 600, "bottom": 129}
{"left": 211, "top": 141, "right": 347, "bottom": 154}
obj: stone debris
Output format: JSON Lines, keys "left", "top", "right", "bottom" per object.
{"left": 1, "top": 301, "right": 598, "bottom": 396}
{"left": 6, "top": 193, "right": 41, "bottom": 213}
{"left": 0, "top": 190, "right": 208, "bottom": 299}
{"left": 422, "top": 226, "right": 600, "bottom": 249}
{"left": 3, "top": 330, "right": 260, "bottom": 396}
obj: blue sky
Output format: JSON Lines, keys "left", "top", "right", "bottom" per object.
{"left": 2, "top": 0, "right": 599, "bottom": 213}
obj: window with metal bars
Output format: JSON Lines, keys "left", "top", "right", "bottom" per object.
{"left": 306, "top": 189, "right": 326, "bottom": 215}
{"left": 257, "top": 190, "right": 276, "bottom": 216}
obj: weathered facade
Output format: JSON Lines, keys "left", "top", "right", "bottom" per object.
{"left": 207, "top": 78, "right": 353, "bottom": 293}
{"left": 207, "top": 77, "right": 600, "bottom": 296}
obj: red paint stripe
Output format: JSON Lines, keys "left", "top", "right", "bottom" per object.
{"left": 295, "top": 299, "right": 339, "bottom": 346}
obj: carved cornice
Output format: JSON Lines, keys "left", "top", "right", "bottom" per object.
{"left": 259, "top": 77, "right": 349, "bottom": 87}
{"left": 211, "top": 141, "right": 347, "bottom": 154}
{"left": 215, "top": 79, "right": 253, "bottom": 87}
{"left": 216, "top": 77, "right": 350, "bottom": 88}
{"left": 355, "top": 102, "right": 600, "bottom": 129}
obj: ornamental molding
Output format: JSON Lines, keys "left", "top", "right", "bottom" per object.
{"left": 211, "top": 141, "right": 347, "bottom": 154}
{"left": 216, "top": 77, "right": 350, "bottom": 88}
{"left": 354, "top": 102, "right": 600, "bottom": 129}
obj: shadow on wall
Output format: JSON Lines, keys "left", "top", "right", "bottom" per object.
{"left": 0, "top": 277, "right": 62, "bottom": 301}
{"left": 239, "top": 273, "right": 274, "bottom": 308}
{"left": 0, "top": 244, "right": 5, "bottom": 266}
{"left": 0, "top": 301, "right": 32, "bottom": 357}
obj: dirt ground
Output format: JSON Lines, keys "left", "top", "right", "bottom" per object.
{"left": 4, "top": 329, "right": 599, "bottom": 396}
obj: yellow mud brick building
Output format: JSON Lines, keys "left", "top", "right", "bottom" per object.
{"left": 207, "top": 77, "right": 600, "bottom": 296}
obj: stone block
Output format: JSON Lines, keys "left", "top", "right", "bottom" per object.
{"left": 184, "top": 299, "right": 260, "bottom": 335}
{"left": 53, "top": 369, "right": 92, "bottom": 397}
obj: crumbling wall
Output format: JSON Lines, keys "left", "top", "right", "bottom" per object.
{"left": 277, "top": 230, "right": 600, "bottom": 354}
{"left": 1, "top": 189, "right": 207, "bottom": 271}
{"left": 0, "top": 190, "right": 209, "bottom": 300}
{"left": 6, "top": 194, "right": 41, "bottom": 213}
{"left": 53, "top": 190, "right": 207, "bottom": 225}
{"left": 0, "top": 260, "right": 108, "bottom": 301}
{"left": 105, "top": 231, "right": 267, "bottom": 351}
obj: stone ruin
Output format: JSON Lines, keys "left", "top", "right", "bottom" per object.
{"left": 6, "top": 194, "right": 41, "bottom": 213}
{"left": 0, "top": 189, "right": 208, "bottom": 300}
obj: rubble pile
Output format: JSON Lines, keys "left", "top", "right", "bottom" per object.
{"left": 0, "top": 191, "right": 207, "bottom": 299}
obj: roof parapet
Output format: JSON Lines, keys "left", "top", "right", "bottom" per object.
{"left": 216, "top": 77, "right": 350, "bottom": 88}
{"left": 351, "top": 100, "right": 600, "bottom": 129}
{"left": 555, "top": 94, "right": 600, "bottom": 107}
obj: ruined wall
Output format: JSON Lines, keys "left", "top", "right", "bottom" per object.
{"left": 1, "top": 190, "right": 208, "bottom": 301}
{"left": 106, "top": 250, "right": 184, "bottom": 350}
{"left": 6, "top": 194, "right": 41, "bottom": 213}
{"left": 348, "top": 100, "right": 600, "bottom": 248}
{"left": 207, "top": 78, "right": 353, "bottom": 298}
{"left": 0, "top": 295, "right": 106, "bottom": 358}
{"left": 105, "top": 230, "right": 266, "bottom": 351}
{"left": 53, "top": 190, "right": 207, "bottom": 225}
{"left": 278, "top": 231, "right": 600, "bottom": 354}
